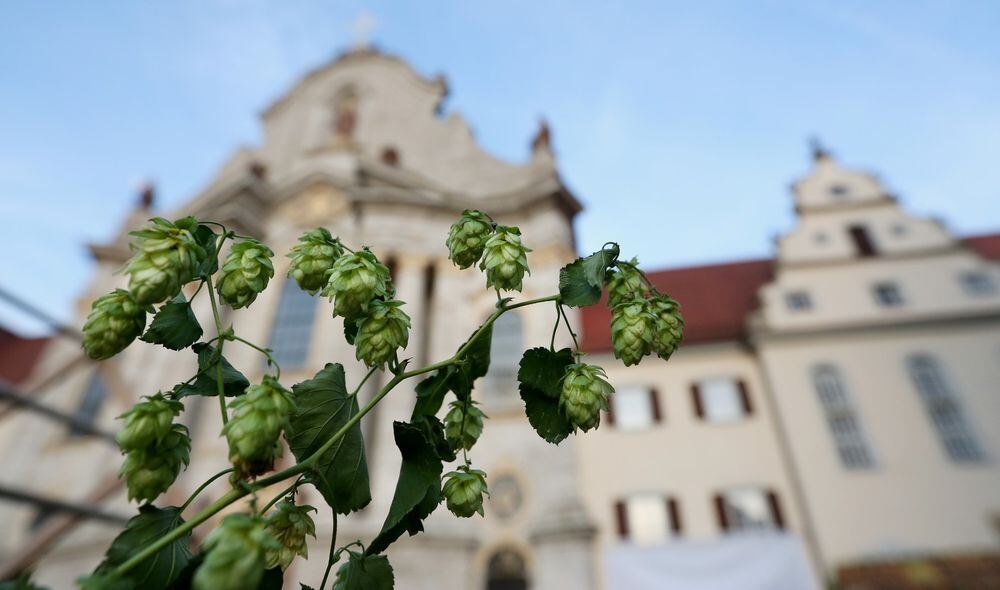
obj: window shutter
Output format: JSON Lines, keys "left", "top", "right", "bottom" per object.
{"left": 649, "top": 388, "right": 663, "bottom": 424}
{"left": 713, "top": 494, "right": 729, "bottom": 531}
{"left": 614, "top": 500, "right": 629, "bottom": 539}
{"left": 667, "top": 496, "right": 682, "bottom": 535}
{"left": 767, "top": 490, "right": 785, "bottom": 529}
{"left": 606, "top": 395, "right": 616, "bottom": 426}
{"left": 691, "top": 383, "right": 704, "bottom": 419}
{"left": 737, "top": 380, "right": 753, "bottom": 416}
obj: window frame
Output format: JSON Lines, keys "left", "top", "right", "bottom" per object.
{"left": 691, "top": 377, "right": 753, "bottom": 423}
{"left": 609, "top": 385, "right": 662, "bottom": 431}
{"left": 905, "top": 354, "right": 986, "bottom": 463}
{"left": 872, "top": 281, "right": 905, "bottom": 308}
{"left": 960, "top": 271, "right": 996, "bottom": 297}
{"left": 265, "top": 280, "right": 320, "bottom": 371}
{"left": 784, "top": 290, "right": 813, "bottom": 311}
{"left": 614, "top": 492, "right": 682, "bottom": 544}
{"left": 714, "top": 487, "right": 784, "bottom": 534}
{"left": 811, "top": 364, "right": 876, "bottom": 470}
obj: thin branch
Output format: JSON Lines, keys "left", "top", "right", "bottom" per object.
{"left": 319, "top": 512, "right": 339, "bottom": 590}
{"left": 180, "top": 468, "right": 234, "bottom": 512}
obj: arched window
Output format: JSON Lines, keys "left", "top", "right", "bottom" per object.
{"left": 266, "top": 280, "right": 319, "bottom": 370}
{"left": 486, "top": 548, "right": 528, "bottom": 590}
{"left": 812, "top": 365, "right": 875, "bottom": 469}
{"left": 906, "top": 354, "right": 985, "bottom": 463}
{"left": 70, "top": 371, "right": 108, "bottom": 436}
{"left": 485, "top": 312, "right": 522, "bottom": 397}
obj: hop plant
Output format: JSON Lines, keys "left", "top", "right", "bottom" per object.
{"left": 223, "top": 376, "right": 295, "bottom": 479}
{"left": 446, "top": 209, "right": 495, "bottom": 269}
{"left": 120, "top": 424, "right": 190, "bottom": 503}
{"left": 217, "top": 239, "right": 275, "bottom": 309}
{"left": 480, "top": 226, "right": 531, "bottom": 292}
{"left": 264, "top": 499, "right": 316, "bottom": 571}
{"left": 322, "top": 249, "right": 392, "bottom": 319}
{"left": 116, "top": 393, "right": 184, "bottom": 451}
{"left": 560, "top": 363, "right": 615, "bottom": 432}
{"left": 124, "top": 217, "right": 205, "bottom": 305}
{"left": 606, "top": 260, "right": 647, "bottom": 308}
{"left": 444, "top": 400, "right": 486, "bottom": 451}
{"left": 354, "top": 299, "right": 411, "bottom": 368}
{"left": 442, "top": 467, "right": 489, "bottom": 518}
{"left": 82, "top": 289, "right": 149, "bottom": 360}
{"left": 610, "top": 298, "right": 657, "bottom": 366}
{"left": 287, "top": 228, "right": 344, "bottom": 294}
{"left": 649, "top": 294, "right": 684, "bottom": 360}
{"left": 193, "top": 514, "right": 279, "bottom": 590}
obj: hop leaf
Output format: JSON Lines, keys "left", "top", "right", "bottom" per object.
{"left": 560, "top": 363, "right": 614, "bottom": 432}
{"left": 193, "top": 514, "right": 280, "bottom": 590}
{"left": 217, "top": 239, "right": 275, "bottom": 309}
{"left": 116, "top": 393, "right": 184, "bottom": 451}
{"left": 322, "top": 250, "right": 392, "bottom": 319}
{"left": 443, "top": 400, "right": 486, "bottom": 451}
{"left": 479, "top": 226, "right": 531, "bottom": 292}
{"left": 446, "top": 209, "right": 494, "bottom": 269}
{"left": 354, "top": 299, "right": 411, "bottom": 368}
{"left": 223, "top": 376, "right": 295, "bottom": 479}
{"left": 120, "top": 424, "right": 190, "bottom": 504}
{"left": 124, "top": 217, "right": 205, "bottom": 305}
{"left": 442, "top": 467, "right": 488, "bottom": 518}
{"left": 610, "top": 298, "right": 657, "bottom": 367}
{"left": 606, "top": 260, "right": 647, "bottom": 308}
{"left": 264, "top": 499, "right": 316, "bottom": 571}
{"left": 649, "top": 294, "right": 684, "bottom": 360}
{"left": 82, "top": 289, "right": 149, "bottom": 360}
{"left": 287, "top": 228, "right": 344, "bottom": 294}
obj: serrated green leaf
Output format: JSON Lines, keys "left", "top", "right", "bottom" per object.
{"left": 518, "top": 347, "right": 575, "bottom": 444}
{"left": 448, "top": 324, "right": 493, "bottom": 399}
{"left": 582, "top": 243, "right": 619, "bottom": 285}
{"left": 171, "top": 342, "right": 249, "bottom": 398}
{"left": 91, "top": 505, "right": 192, "bottom": 590}
{"left": 193, "top": 224, "right": 219, "bottom": 277}
{"left": 411, "top": 367, "right": 456, "bottom": 419}
{"left": 287, "top": 364, "right": 371, "bottom": 514}
{"left": 559, "top": 245, "right": 620, "bottom": 308}
{"left": 332, "top": 551, "right": 394, "bottom": 590}
{"left": 140, "top": 294, "right": 203, "bottom": 351}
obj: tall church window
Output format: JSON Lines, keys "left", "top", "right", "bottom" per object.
{"left": 484, "top": 312, "right": 522, "bottom": 397}
{"left": 266, "top": 281, "right": 318, "bottom": 370}
{"left": 906, "top": 354, "right": 985, "bottom": 463}
{"left": 848, "top": 224, "right": 878, "bottom": 257}
{"left": 70, "top": 371, "right": 108, "bottom": 436}
{"left": 486, "top": 549, "right": 528, "bottom": 590}
{"left": 812, "top": 365, "right": 875, "bottom": 469}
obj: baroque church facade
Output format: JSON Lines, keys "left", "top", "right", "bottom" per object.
{"left": 1, "top": 49, "right": 999, "bottom": 589}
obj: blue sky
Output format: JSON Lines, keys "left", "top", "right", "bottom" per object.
{"left": 2, "top": 1, "right": 999, "bottom": 335}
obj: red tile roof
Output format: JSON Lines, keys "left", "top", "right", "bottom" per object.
{"left": 0, "top": 328, "right": 49, "bottom": 386}
{"left": 580, "top": 233, "right": 1000, "bottom": 352}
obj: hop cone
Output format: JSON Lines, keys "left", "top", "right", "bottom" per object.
{"left": 322, "top": 250, "right": 392, "bottom": 319}
{"left": 193, "top": 514, "right": 279, "bottom": 590}
{"left": 610, "top": 299, "right": 657, "bottom": 367}
{"left": 480, "top": 226, "right": 531, "bottom": 292}
{"left": 82, "top": 289, "right": 148, "bottom": 360}
{"left": 446, "top": 209, "right": 494, "bottom": 269}
{"left": 560, "top": 363, "right": 614, "bottom": 432}
{"left": 444, "top": 400, "right": 486, "bottom": 451}
{"left": 217, "top": 240, "right": 275, "bottom": 309}
{"left": 354, "top": 299, "right": 411, "bottom": 368}
{"left": 120, "top": 424, "right": 190, "bottom": 503}
{"left": 287, "top": 228, "right": 343, "bottom": 294}
{"left": 124, "top": 217, "right": 205, "bottom": 305}
{"left": 223, "top": 376, "right": 294, "bottom": 479}
{"left": 264, "top": 499, "right": 316, "bottom": 571}
{"left": 649, "top": 294, "right": 684, "bottom": 360}
{"left": 443, "top": 467, "right": 488, "bottom": 518}
{"left": 607, "top": 261, "right": 647, "bottom": 307}
{"left": 116, "top": 393, "right": 184, "bottom": 451}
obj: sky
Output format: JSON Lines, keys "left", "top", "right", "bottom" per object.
{"left": 2, "top": 1, "right": 999, "bottom": 335}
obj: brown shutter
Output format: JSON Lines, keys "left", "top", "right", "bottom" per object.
{"left": 767, "top": 490, "right": 785, "bottom": 529}
{"left": 667, "top": 496, "right": 682, "bottom": 535}
{"left": 606, "top": 395, "right": 616, "bottom": 427}
{"left": 714, "top": 494, "right": 729, "bottom": 532}
{"left": 691, "top": 383, "right": 704, "bottom": 419}
{"left": 737, "top": 380, "right": 753, "bottom": 416}
{"left": 614, "top": 500, "right": 629, "bottom": 539}
{"left": 649, "top": 387, "right": 663, "bottom": 424}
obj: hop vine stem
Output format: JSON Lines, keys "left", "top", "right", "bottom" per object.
{"left": 109, "top": 293, "right": 562, "bottom": 580}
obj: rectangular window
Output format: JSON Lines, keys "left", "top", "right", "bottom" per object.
{"left": 907, "top": 355, "right": 985, "bottom": 463}
{"left": 615, "top": 493, "right": 681, "bottom": 544}
{"left": 785, "top": 291, "right": 812, "bottom": 311}
{"left": 69, "top": 371, "right": 108, "bottom": 436}
{"left": 611, "top": 386, "right": 661, "bottom": 431}
{"left": 872, "top": 282, "right": 904, "bottom": 307}
{"left": 266, "top": 280, "right": 319, "bottom": 370}
{"left": 960, "top": 272, "right": 996, "bottom": 297}
{"left": 693, "top": 378, "right": 752, "bottom": 423}
{"left": 812, "top": 365, "right": 875, "bottom": 469}
{"left": 715, "top": 488, "right": 783, "bottom": 533}
{"left": 848, "top": 224, "right": 878, "bottom": 257}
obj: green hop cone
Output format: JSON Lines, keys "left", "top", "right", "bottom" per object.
{"left": 223, "top": 376, "right": 294, "bottom": 479}
{"left": 217, "top": 239, "right": 275, "bottom": 309}
{"left": 444, "top": 400, "right": 486, "bottom": 451}
{"left": 560, "top": 363, "right": 614, "bottom": 432}
{"left": 480, "top": 225, "right": 531, "bottom": 292}
{"left": 446, "top": 209, "right": 495, "bottom": 269}
{"left": 193, "top": 514, "right": 280, "bottom": 590}
{"left": 120, "top": 423, "right": 190, "bottom": 504}
{"left": 443, "top": 467, "right": 489, "bottom": 518}
{"left": 82, "top": 289, "right": 149, "bottom": 360}
{"left": 124, "top": 217, "right": 205, "bottom": 305}
{"left": 354, "top": 299, "right": 411, "bottom": 368}
{"left": 610, "top": 298, "right": 657, "bottom": 367}
{"left": 116, "top": 393, "right": 184, "bottom": 451}
{"left": 287, "top": 228, "right": 344, "bottom": 294}
{"left": 264, "top": 499, "right": 317, "bottom": 571}
{"left": 322, "top": 249, "right": 392, "bottom": 319}
{"left": 649, "top": 294, "right": 684, "bottom": 360}
{"left": 606, "top": 260, "right": 647, "bottom": 308}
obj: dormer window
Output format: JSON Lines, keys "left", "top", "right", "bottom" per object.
{"left": 785, "top": 291, "right": 812, "bottom": 311}
{"left": 829, "top": 184, "right": 850, "bottom": 198}
{"left": 873, "top": 282, "right": 904, "bottom": 307}
{"left": 960, "top": 272, "right": 996, "bottom": 296}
